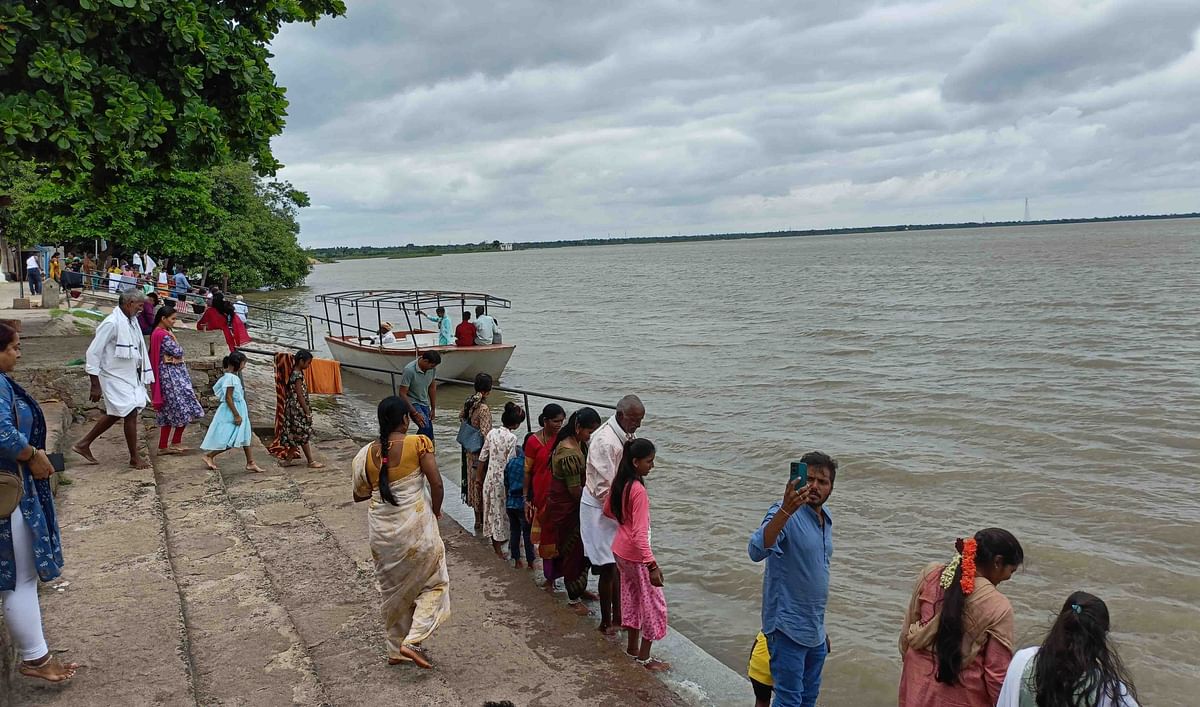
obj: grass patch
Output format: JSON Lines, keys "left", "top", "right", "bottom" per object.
{"left": 69, "top": 309, "right": 106, "bottom": 322}
{"left": 49, "top": 309, "right": 67, "bottom": 319}
{"left": 73, "top": 322, "right": 95, "bottom": 335}
{"left": 309, "top": 396, "right": 339, "bottom": 413}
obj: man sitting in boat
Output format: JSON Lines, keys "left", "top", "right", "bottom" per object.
{"left": 473, "top": 305, "right": 496, "bottom": 345}
{"left": 455, "top": 312, "right": 476, "bottom": 347}
{"left": 361, "top": 322, "right": 396, "bottom": 346}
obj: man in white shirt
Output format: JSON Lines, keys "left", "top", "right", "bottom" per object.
{"left": 473, "top": 305, "right": 496, "bottom": 345}
{"left": 25, "top": 253, "right": 42, "bottom": 295}
{"left": 72, "top": 289, "right": 155, "bottom": 469}
{"left": 581, "top": 394, "right": 646, "bottom": 635}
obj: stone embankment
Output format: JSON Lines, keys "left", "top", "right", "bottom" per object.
{"left": 2, "top": 307, "right": 686, "bottom": 706}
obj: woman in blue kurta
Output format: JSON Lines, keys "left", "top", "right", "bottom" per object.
{"left": 0, "top": 322, "right": 78, "bottom": 682}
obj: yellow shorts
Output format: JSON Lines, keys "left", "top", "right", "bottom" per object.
{"left": 747, "top": 631, "right": 773, "bottom": 686}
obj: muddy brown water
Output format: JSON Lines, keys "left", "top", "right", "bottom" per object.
{"left": 255, "top": 219, "right": 1200, "bottom": 705}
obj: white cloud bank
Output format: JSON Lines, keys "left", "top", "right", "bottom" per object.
{"left": 268, "top": 0, "right": 1200, "bottom": 246}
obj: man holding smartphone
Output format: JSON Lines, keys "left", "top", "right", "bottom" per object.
{"left": 748, "top": 451, "right": 837, "bottom": 707}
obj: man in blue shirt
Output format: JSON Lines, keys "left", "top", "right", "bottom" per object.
{"left": 172, "top": 268, "right": 191, "bottom": 304}
{"left": 748, "top": 451, "right": 837, "bottom": 707}
{"left": 417, "top": 307, "right": 453, "bottom": 346}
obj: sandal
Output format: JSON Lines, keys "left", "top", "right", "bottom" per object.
{"left": 19, "top": 654, "right": 79, "bottom": 683}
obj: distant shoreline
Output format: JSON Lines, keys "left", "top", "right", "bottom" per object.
{"left": 308, "top": 211, "right": 1199, "bottom": 261}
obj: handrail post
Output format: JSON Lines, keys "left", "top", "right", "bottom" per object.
{"left": 523, "top": 393, "right": 532, "bottom": 432}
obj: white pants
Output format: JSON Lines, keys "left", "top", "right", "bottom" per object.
{"left": 1, "top": 509, "right": 49, "bottom": 661}
{"left": 580, "top": 489, "right": 618, "bottom": 566}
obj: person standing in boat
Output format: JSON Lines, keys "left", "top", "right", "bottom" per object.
{"left": 398, "top": 351, "right": 440, "bottom": 440}
{"left": 455, "top": 311, "right": 476, "bottom": 347}
{"left": 417, "top": 307, "right": 453, "bottom": 346}
{"left": 582, "top": 395, "right": 646, "bottom": 636}
{"left": 473, "top": 305, "right": 496, "bottom": 345}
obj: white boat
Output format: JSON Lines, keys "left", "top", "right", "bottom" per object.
{"left": 314, "top": 290, "right": 515, "bottom": 386}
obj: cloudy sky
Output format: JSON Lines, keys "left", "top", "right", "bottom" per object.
{"left": 269, "top": 0, "right": 1200, "bottom": 247}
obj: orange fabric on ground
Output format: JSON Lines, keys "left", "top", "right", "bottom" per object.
{"left": 303, "top": 358, "right": 343, "bottom": 395}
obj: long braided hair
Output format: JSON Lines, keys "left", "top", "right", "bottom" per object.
{"left": 375, "top": 396, "right": 411, "bottom": 506}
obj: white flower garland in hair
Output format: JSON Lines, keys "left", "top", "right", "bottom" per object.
{"left": 939, "top": 554, "right": 962, "bottom": 590}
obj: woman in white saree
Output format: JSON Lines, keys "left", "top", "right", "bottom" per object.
{"left": 353, "top": 396, "right": 448, "bottom": 668}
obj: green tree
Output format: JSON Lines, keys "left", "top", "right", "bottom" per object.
{"left": 0, "top": 0, "right": 345, "bottom": 182}
{"left": 2, "top": 161, "right": 310, "bottom": 290}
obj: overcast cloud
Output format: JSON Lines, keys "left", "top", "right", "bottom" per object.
{"left": 268, "top": 0, "right": 1200, "bottom": 247}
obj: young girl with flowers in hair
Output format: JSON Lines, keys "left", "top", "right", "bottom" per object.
{"left": 997, "top": 591, "right": 1140, "bottom": 707}
{"left": 604, "top": 438, "right": 670, "bottom": 672}
{"left": 899, "top": 528, "right": 1025, "bottom": 706}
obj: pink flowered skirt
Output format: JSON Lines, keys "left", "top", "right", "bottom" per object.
{"left": 615, "top": 555, "right": 668, "bottom": 642}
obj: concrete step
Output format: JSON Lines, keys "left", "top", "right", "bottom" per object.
{"left": 8, "top": 421, "right": 193, "bottom": 706}
{"left": 148, "top": 426, "right": 329, "bottom": 706}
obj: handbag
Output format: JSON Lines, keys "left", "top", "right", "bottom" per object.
{"left": 0, "top": 393, "right": 24, "bottom": 516}
{"left": 456, "top": 419, "right": 484, "bottom": 453}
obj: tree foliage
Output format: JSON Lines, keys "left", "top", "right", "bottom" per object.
{"left": 2, "top": 161, "right": 311, "bottom": 290}
{"left": 0, "top": 0, "right": 345, "bottom": 182}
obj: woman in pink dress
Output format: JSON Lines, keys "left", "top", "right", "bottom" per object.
{"left": 899, "top": 528, "right": 1024, "bottom": 707}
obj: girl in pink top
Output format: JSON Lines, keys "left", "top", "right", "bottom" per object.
{"left": 604, "top": 438, "right": 670, "bottom": 672}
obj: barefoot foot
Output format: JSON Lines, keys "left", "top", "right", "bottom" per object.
{"left": 202, "top": 456, "right": 218, "bottom": 471}
{"left": 570, "top": 602, "right": 591, "bottom": 616}
{"left": 71, "top": 444, "right": 98, "bottom": 464}
{"left": 245, "top": 463, "right": 264, "bottom": 473}
{"left": 19, "top": 654, "right": 79, "bottom": 683}
{"left": 640, "top": 658, "right": 671, "bottom": 672}
{"left": 130, "top": 457, "right": 151, "bottom": 470}
{"left": 307, "top": 461, "right": 325, "bottom": 469}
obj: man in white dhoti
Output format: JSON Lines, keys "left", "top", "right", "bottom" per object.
{"left": 581, "top": 394, "right": 645, "bottom": 635}
{"left": 72, "top": 289, "right": 155, "bottom": 469}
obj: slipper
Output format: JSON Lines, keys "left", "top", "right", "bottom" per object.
{"left": 398, "top": 644, "right": 432, "bottom": 669}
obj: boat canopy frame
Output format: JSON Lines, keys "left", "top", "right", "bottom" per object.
{"left": 314, "top": 290, "right": 512, "bottom": 342}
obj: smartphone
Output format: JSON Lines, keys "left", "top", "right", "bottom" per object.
{"left": 789, "top": 461, "right": 808, "bottom": 490}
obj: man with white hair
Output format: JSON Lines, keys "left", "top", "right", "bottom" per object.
{"left": 581, "top": 394, "right": 646, "bottom": 635}
{"left": 72, "top": 289, "right": 155, "bottom": 469}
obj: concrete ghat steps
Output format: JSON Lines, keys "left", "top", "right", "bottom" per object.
{"left": 148, "top": 427, "right": 328, "bottom": 706}
{"left": 9, "top": 420, "right": 193, "bottom": 706}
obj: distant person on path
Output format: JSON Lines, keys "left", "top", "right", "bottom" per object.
{"left": 268, "top": 349, "right": 325, "bottom": 468}
{"left": 47, "top": 253, "right": 62, "bottom": 288}
{"left": 459, "top": 373, "right": 492, "bottom": 531}
{"left": 156, "top": 269, "right": 169, "bottom": 299}
{"left": 24, "top": 253, "right": 42, "bottom": 295}
{"left": 150, "top": 306, "right": 205, "bottom": 456}
{"left": 582, "top": 395, "right": 645, "bottom": 636}
{"left": 353, "top": 396, "right": 448, "bottom": 669}
{"left": 747, "top": 450, "right": 839, "bottom": 707}
{"left": 417, "top": 307, "right": 453, "bottom": 346}
{"left": 201, "top": 352, "right": 263, "bottom": 472}
{"left": 0, "top": 322, "right": 78, "bottom": 683}
{"left": 172, "top": 267, "right": 191, "bottom": 305}
{"left": 747, "top": 631, "right": 774, "bottom": 707}
{"left": 539, "top": 407, "right": 603, "bottom": 615}
{"left": 478, "top": 402, "right": 526, "bottom": 560}
{"left": 138, "top": 292, "right": 160, "bottom": 335}
{"left": 899, "top": 528, "right": 1025, "bottom": 707}
{"left": 473, "top": 305, "right": 496, "bottom": 345}
{"left": 233, "top": 295, "right": 248, "bottom": 324}
{"left": 605, "top": 438, "right": 670, "bottom": 671}
{"left": 398, "top": 351, "right": 440, "bottom": 439}
{"left": 73, "top": 289, "right": 155, "bottom": 469}
{"left": 197, "top": 291, "right": 251, "bottom": 353}
{"left": 455, "top": 311, "right": 476, "bottom": 347}
{"left": 997, "top": 591, "right": 1140, "bottom": 707}
{"left": 525, "top": 403, "right": 566, "bottom": 590}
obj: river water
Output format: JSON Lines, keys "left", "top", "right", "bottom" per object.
{"left": 255, "top": 219, "right": 1200, "bottom": 705}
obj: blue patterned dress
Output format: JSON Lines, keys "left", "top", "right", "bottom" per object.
{"left": 0, "top": 375, "right": 63, "bottom": 591}
{"left": 154, "top": 333, "right": 204, "bottom": 428}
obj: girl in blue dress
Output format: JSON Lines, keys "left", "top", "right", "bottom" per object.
{"left": 201, "top": 352, "right": 264, "bottom": 472}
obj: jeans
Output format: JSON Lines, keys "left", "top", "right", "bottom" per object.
{"left": 411, "top": 402, "right": 433, "bottom": 440}
{"left": 506, "top": 507, "right": 534, "bottom": 563}
{"left": 765, "top": 630, "right": 827, "bottom": 707}
{"left": 27, "top": 270, "right": 41, "bottom": 295}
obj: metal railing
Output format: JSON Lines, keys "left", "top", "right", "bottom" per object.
{"left": 236, "top": 346, "right": 614, "bottom": 433}
{"left": 241, "top": 302, "right": 314, "bottom": 350}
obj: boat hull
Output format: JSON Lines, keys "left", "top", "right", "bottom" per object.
{"left": 325, "top": 336, "right": 515, "bottom": 387}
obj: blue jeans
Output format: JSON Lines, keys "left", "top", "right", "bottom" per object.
{"left": 27, "top": 270, "right": 41, "bottom": 295}
{"left": 411, "top": 402, "right": 434, "bottom": 440}
{"left": 765, "top": 630, "right": 827, "bottom": 707}
{"left": 506, "top": 507, "right": 534, "bottom": 563}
